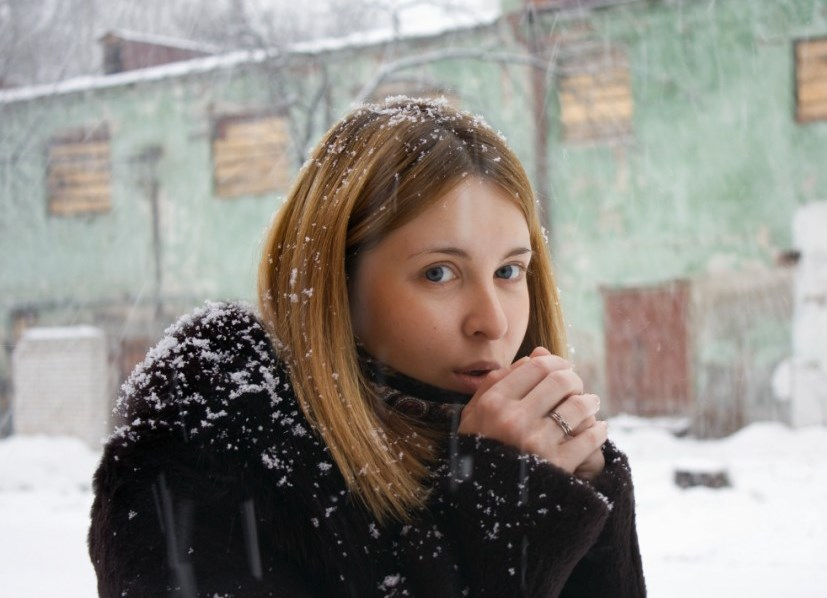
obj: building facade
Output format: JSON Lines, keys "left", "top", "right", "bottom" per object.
{"left": 2, "top": 0, "right": 827, "bottom": 439}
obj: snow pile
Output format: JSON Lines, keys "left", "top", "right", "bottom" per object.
{"left": 0, "top": 436, "right": 100, "bottom": 597}
{"left": 0, "top": 435, "right": 99, "bottom": 494}
{"left": 612, "top": 422, "right": 827, "bottom": 597}
{"left": 1, "top": 422, "right": 826, "bottom": 597}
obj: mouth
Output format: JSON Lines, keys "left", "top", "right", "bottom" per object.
{"left": 453, "top": 362, "right": 501, "bottom": 393}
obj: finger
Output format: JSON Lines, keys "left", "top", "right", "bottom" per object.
{"left": 471, "top": 354, "right": 532, "bottom": 399}
{"left": 572, "top": 414, "right": 597, "bottom": 437}
{"left": 548, "top": 393, "right": 600, "bottom": 433}
{"left": 574, "top": 446, "right": 605, "bottom": 480}
{"left": 486, "top": 354, "right": 573, "bottom": 405}
{"left": 557, "top": 421, "right": 608, "bottom": 470}
{"left": 520, "top": 369, "right": 585, "bottom": 419}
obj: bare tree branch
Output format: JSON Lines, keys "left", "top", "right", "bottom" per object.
{"left": 355, "top": 46, "right": 553, "bottom": 103}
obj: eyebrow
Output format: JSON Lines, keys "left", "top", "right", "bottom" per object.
{"left": 408, "top": 246, "right": 533, "bottom": 260}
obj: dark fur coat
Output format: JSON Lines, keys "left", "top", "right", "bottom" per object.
{"left": 88, "top": 302, "right": 646, "bottom": 597}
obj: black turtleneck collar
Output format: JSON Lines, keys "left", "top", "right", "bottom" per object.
{"left": 359, "top": 350, "right": 472, "bottom": 428}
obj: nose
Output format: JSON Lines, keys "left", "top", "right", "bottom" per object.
{"left": 462, "top": 282, "right": 509, "bottom": 340}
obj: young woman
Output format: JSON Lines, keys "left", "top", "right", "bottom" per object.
{"left": 89, "top": 97, "right": 646, "bottom": 597}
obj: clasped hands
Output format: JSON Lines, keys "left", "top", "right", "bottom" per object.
{"left": 458, "top": 347, "right": 607, "bottom": 480}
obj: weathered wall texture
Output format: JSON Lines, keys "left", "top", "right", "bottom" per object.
{"left": 2, "top": 0, "right": 827, "bottom": 436}
{"left": 536, "top": 0, "right": 827, "bottom": 431}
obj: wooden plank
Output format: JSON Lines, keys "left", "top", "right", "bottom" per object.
{"left": 215, "top": 168, "right": 282, "bottom": 185}
{"left": 216, "top": 175, "right": 283, "bottom": 198}
{"left": 212, "top": 138, "right": 286, "bottom": 159}
{"left": 213, "top": 153, "right": 286, "bottom": 174}
{"left": 561, "top": 68, "right": 629, "bottom": 90}
{"left": 215, "top": 158, "right": 288, "bottom": 179}
{"left": 217, "top": 127, "right": 288, "bottom": 145}
{"left": 50, "top": 183, "right": 111, "bottom": 199}
{"left": 48, "top": 141, "right": 110, "bottom": 159}
{"left": 564, "top": 122, "right": 632, "bottom": 143}
{"left": 560, "top": 84, "right": 631, "bottom": 106}
{"left": 798, "top": 79, "right": 827, "bottom": 103}
{"left": 215, "top": 162, "right": 289, "bottom": 195}
{"left": 49, "top": 194, "right": 110, "bottom": 216}
{"left": 797, "top": 99, "right": 827, "bottom": 121}
{"left": 212, "top": 115, "right": 291, "bottom": 198}
{"left": 48, "top": 156, "right": 110, "bottom": 171}
{"left": 214, "top": 155, "right": 288, "bottom": 179}
{"left": 796, "top": 39, "right": 827, "bottom": 60}
{"left": 796, "top": 60, "right": 827, "bottom": 81}
{"left": 219, "top": 119, "right": 288, "bottom": 142}
{"left": 216, "top": 167, "right": 284, "bottom": 188}
{"left": 593, "top": 97, "right": 634, "bottom": 120}
{"left": 48, "top": 169, "right": 111, "bottom": 187}
{"left": 561, "top": 95, "right": 633, "bottom": 125}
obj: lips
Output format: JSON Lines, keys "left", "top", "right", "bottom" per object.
{"left": 453, "top": 361, "right": 501, "bottom": 394}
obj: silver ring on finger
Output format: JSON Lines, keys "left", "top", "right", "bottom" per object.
{"left": 547, "top": 409, "right": 573, "bottom": 437}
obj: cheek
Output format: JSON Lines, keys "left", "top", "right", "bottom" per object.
{"left": 512, "top": 291, "right": 531, "bottom": 337}
{"left": 351, "top": 281, "right": 411, "bottom": 352}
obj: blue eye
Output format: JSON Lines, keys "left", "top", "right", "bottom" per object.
{"left": 424, "top": 265, "right": 455, "bottom": 282}
{"left": 496, "top": 264, "right": 523, "bottom": 280}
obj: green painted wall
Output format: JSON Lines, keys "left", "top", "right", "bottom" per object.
{"left": 2, "top": 0, "right": 826, "bottom": 420}
{"left": 530, "top": 0, "right": 827, "bottom": 399}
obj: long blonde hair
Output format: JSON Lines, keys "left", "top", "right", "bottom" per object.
{"left": 258, "top": 97, "right": 567, "bottom": 522}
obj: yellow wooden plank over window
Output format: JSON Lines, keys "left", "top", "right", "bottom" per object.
{"left": 558, "top": 47, "right": 633, "bottom": 143}
{"left": 46, "top": 126, "right": 111, "bottom": 216}
{"left": 795, "top": 37, "right": 827, "bottom": 123}
{"left": 212, "top": 114, "right": 291, "bottom": 198}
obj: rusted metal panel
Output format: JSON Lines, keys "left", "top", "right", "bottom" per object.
{"left": 100, "top": 34, "right": 213, "bottom": 75}
{"left": 602, "top": 280, "right": 691, "bottom": 417}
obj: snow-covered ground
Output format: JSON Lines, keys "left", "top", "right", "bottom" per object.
{"left": 1, "top": 420, "right": 825, "bottom": 597}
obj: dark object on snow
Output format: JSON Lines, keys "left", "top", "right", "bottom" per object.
{"left": 88, "top": 303, "right": 646, "bottom": 597}
{"left": 674, "top": 466, "right": 731, "bottom": 489}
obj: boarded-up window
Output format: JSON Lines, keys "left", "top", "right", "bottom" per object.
{"left": 212, "top": 113, "right": 290, "bottom": 198}
{"left": 795, "top": 37, "right": 827, "bottom": 123}
{"left": 47, "top": 125, "right": 111, "bottom": 216}
{"left": 558, "top": 47, "right": 633, "bottom": 143}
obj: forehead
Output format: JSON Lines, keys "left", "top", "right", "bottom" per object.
{"left": 382, "top": 178, "right": 529, "bottom": 254}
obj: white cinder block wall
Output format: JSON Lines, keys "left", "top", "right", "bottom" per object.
{"left": 12, "top": 326, "right": 110, "bottom": 448}
{"left": 791, "top": 201, "right": 827, "bottom": 426}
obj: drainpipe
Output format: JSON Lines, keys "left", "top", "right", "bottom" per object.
{"left": 132, "top": 146, "right": 164, "bottom": 319}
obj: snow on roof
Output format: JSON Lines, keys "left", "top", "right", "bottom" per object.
{"left": 98, "top": 28, "right": 221, "bottom": 55}
{"left": 21, "top": 326, "right": 104, "bottom": 341}
{"left": 0, "top": 6, "right": 500, "bottom": 106}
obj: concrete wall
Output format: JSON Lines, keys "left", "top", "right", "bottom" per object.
{"left": 12, "top": 326, "right": 110, "bottom": 448}
{"left": 790, "top": 201, "right": 827, "bottom": 426}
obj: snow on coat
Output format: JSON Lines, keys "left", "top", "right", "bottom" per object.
{"left": 88, "top": 302, "right": 646, "bottom": 597}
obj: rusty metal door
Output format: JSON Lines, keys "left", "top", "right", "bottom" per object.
{"left": 602, "top": 280, "right": 691, "bottom": 417}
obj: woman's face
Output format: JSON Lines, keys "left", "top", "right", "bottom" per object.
{"left": 349, "top": 177, "right": 532, "bottom": 395}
